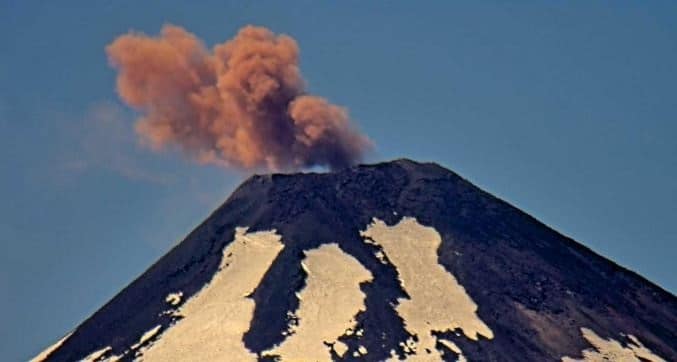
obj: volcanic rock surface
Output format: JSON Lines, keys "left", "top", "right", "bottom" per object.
{"left": 34, "top": 159, "right": 677, "bottom": 361}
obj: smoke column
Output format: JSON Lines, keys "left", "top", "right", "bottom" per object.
{"left": 106, "top": 25, "right": 371, "bottom": 171}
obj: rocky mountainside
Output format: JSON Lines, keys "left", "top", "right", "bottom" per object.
{"left": 34, "top": 159, "right": 676, "bottom": 361}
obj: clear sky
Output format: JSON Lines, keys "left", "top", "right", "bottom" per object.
{"left": 1, "top": 1, "right": 676, "bottom": 360}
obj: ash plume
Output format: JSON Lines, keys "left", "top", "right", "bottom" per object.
{"left": 106, "top": 25, "right": 371, "bottom": 171}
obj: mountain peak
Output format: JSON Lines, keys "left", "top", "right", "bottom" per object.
{"left": 35, "top": 159, "right": 676, "bottom": 362}
{"left": 242, "top": 158, "right": 448, "bottom": 183}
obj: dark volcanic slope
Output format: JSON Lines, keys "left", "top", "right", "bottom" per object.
{"left": 41, "top": 159, "right": 676, "bottom": 361}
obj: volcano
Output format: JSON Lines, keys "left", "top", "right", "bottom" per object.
{"left": 33, "top": 159, "right": 676, "bottom": 361}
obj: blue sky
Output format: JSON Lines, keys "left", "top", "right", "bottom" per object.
{"left": 1, "top": 1, "right": 676, "bottom": 360}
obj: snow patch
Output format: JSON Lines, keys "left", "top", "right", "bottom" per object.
{"left": 81, "top": 346, "right": 120, "bottom": 362}
{"left": 131, "top": 325, "right": 162, "bottom": 351}
{"left": 562, "top": 327, "right": 666, "bottom": 362}
{"left": 165, "top": 292, "right": 183, "bottom": 306}
{"left": 362, "top": 217, "right": 493, "bottom": 361}
{"left": 264, "top": 243, "right": 373, "bottom": 361}
{"left": 138, "top": 227, "right": 284, "bottom": 361}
